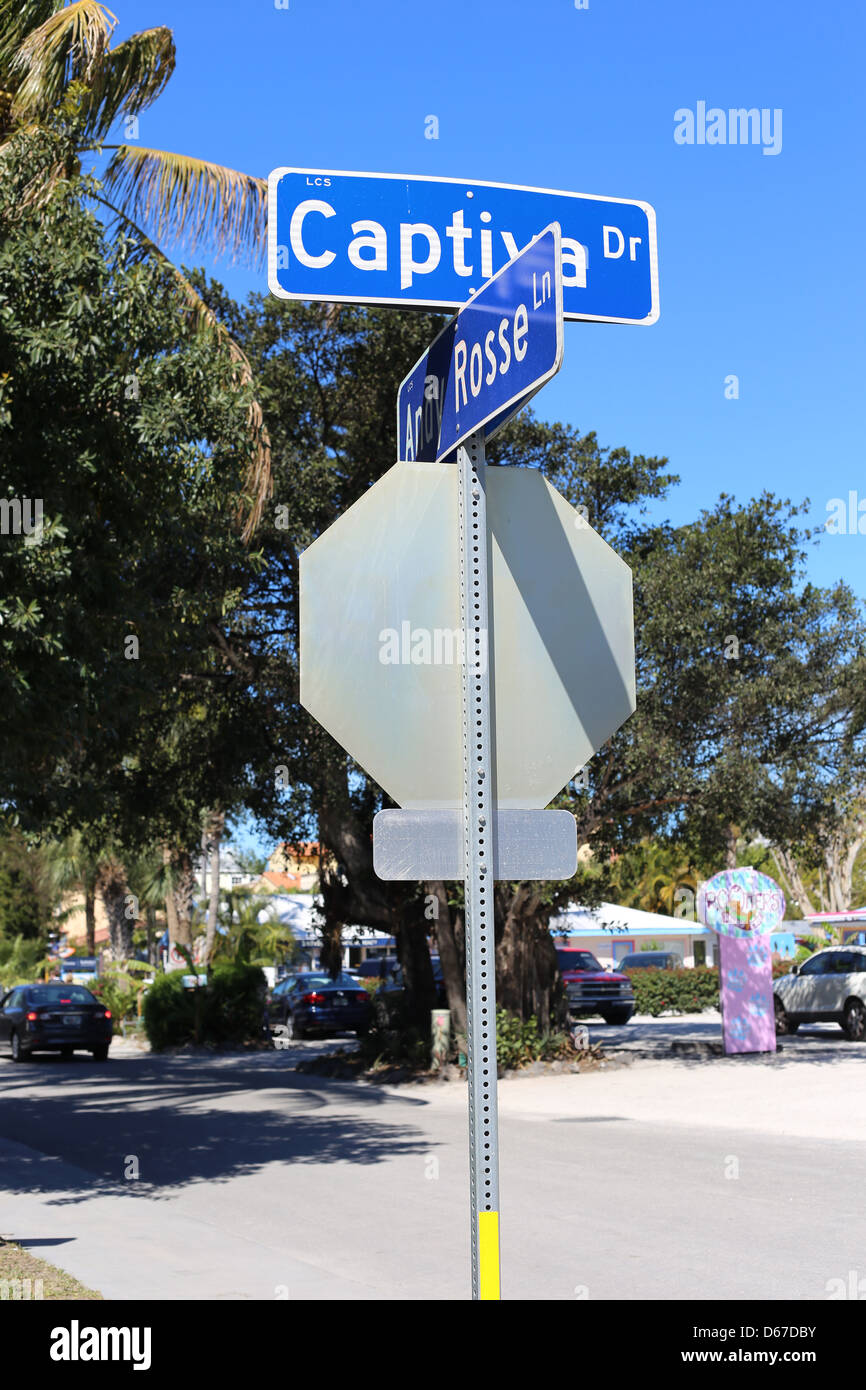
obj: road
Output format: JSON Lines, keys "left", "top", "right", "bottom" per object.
{"left": 586, "top": 1010, "right": 861, "bottom": 1059}
{"left": 0, "top": 1021, "right": 864, "bottom": 1301}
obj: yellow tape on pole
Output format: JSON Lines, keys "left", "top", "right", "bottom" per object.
{"left": 478, "top": 1211, "right": 500, "bottom": 1300}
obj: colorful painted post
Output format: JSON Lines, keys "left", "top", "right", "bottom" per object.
{"left": 697, "top": 867, "right": 786, "bottom": 1055}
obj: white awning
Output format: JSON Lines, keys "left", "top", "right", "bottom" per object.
{"left": 551, "top": 901, "right": 712, "bottom": 938}
{"left": 263, "top": 894, "right": 394, "bottom": 946}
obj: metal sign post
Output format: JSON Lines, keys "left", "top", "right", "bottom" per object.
{"left": 458, "top": 429, "right": 500, "bottom": 1300}
{"left": 293, "top": 170, "right": 653, "bottom": 1298}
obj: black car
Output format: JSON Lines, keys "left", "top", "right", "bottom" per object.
{"left": 0, "top": 983, "right": 113, "bottom": 1062}
{"left": 269, "top": 971, "right": 371, "bottom": 1039}
{"left": 381, "top": 956, "right": 446, "bottom": 1000}
{"left": 355, "top": 956, "right": 401, "bottom": 982}
{"left": 618, "top": 951, "right": 683, "bottom": 972}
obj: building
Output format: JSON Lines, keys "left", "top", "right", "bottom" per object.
{"left": 550, "top": 902, "right": 801, "bottom": 967}
{"left": 258, "top": 842, "right": 334, "bottom": 895}
{"left": 194, "top": 847, "right": 259, "bottom": 894}
{"left": 803, "top": 908, "right": 866, "bottom": 946}
{"left": 55, "top": 891, "right": 110, "bottom": 951}
{"left": 551, "top": 901, "right": 715, "bottom": 967}
{"left": 264, "top": 893, "right": 394, "bottom": 969}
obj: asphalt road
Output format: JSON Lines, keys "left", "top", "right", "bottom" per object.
{"left": 1, "top": 1019, "right": 864, "bottom": 1301}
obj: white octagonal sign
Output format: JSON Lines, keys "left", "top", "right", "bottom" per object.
{"left": 300, "top": 462, "right": 635, "bottom": 809}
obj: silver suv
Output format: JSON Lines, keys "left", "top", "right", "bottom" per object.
{"left": 773, "top": 948, "right": 866, "bottom": 1040}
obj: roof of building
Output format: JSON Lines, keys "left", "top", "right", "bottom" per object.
{"left": 552, "top": 901, "right": 713, "bottom": 938}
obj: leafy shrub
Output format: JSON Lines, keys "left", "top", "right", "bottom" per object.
{"left": 207, "top": 962, "right": 267, "bottom": 1044}
{"left": 627, "top": 966, "right": 720, "bottom": 1017}
{"left": 626, "top": 959, "right": 799, "bottom": 1015}
{"left": 143, "top": 963, "right": 267, "bottom": 1050}
{"left": 0, "top": 936, "right": 48, "bottom": 990}
{"left": 358, "top": 990, "right": 429, "bottom": 1067}
{"left": 496, "top": 1009, "right": 572, "bottom": 1068}
{"left": 89, "top": 962, "right": 149, "bottom": 1031}
{"left": 142, "top": 972, "right": 194, "bottom": 1051}
{"left": 358, "top": 1021, "right": 430, "bottom": 1069}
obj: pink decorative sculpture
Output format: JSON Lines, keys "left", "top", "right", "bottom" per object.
{"left": 697, "top": 868, "right": 786, "bottom": 1056}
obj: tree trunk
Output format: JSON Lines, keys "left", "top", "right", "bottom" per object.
{"left": 98, "top": 864, "right": 133, "bottom": 961}
{"left": 145, "top": 906, "right": 158, "bottom": 966}
{"left": 319, "top": 912, "right": 344, "bottom": 978}
{"left": 162, "top": 843, "right": 180, "bottom": 953}
{"left": 204, "top": 810, "right": 224, "bottom": 964}
{"left": 395, "top": 914, "right": 437, "bottom": 1033}
{"left": 84, "top": 886, "right": 96, "bottom": 957}
{"left": 771, "top": 847, "right": 816, "bottom": 917}
{"left": 824, "top": 818, "right": 865, "bottom": 914}
{"left": 494, "top": 883, "right": 564, "bottom": 1032}
{"left": 200, "top": 826, "right": 209, "bottom": 897}
{"left": 427, "top": 880, "right": 466, "bottom": 1035}
{"left": 171, "top": 852, "right": 195, "bottom": 950}
{"left": 725, "top": 824, "right": 739, "bottom": 870}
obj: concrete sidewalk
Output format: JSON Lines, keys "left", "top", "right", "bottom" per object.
{"left": 1, "top": 1044, "right": 864, "bottom": 1300}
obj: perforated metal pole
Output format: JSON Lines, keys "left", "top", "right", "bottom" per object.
{"left": 458, "top": 429, "right": 501, "bottom": 1301}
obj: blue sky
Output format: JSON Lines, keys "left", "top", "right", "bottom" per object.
{"left": 101, "top": 0, "right": 864, "bottom": 857}
{"left": 110, "top": 0, "right": 864, "bottom": 596}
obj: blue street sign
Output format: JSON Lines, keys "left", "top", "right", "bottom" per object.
{"left": 268, "top": 168, "right": 659, "bottom": 326}
{"left": 396, "top": 224, "right": 563, "bottom": 463}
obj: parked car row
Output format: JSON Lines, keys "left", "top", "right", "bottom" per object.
{"left": 9, "top": 946, "right": 854, "bottom": 1058}
{"left": 268, "top": 955, "right": 449, "bottom": 1038}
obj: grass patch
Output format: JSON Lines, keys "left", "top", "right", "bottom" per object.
{"left": 0, "top": 1237, "right": 104, "bottom": 1300}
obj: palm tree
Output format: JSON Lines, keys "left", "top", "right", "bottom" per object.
{"left": 212, "top": 886, "right": 300, "bottom": 968}
{"left": 44, "top": 834, "right": 138, "bottom": 959}
{"left": 610, "top": 839, "right": 700, "bottom": 919}
{"left": 43, "top": 832, "right": 100, "bottom": 955}
{"left": 0, "top": 0, "right": 270, "bottom": 536}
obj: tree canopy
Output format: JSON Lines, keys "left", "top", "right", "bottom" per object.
{"left": 0, "top": 126, "right": 267, "bottom": 861}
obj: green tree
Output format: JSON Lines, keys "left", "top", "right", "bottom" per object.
{"left": 0, "top": 828, "right": 53, "bottom": 940}
{"left": 0, "top": 128, "right": 279, "bottom": 963}
{"left": 42, "top": 831, "right": 100, "bottom": 954}
{"left": 221, "top": 298, "right": 864, "bottom": 1027}
{"left": 196, "top": 296, "right": 679, "bottom": 1026}
{"left": 0, "top": 0, "right": 269, "bottom": 535}
{"left": 212, "top": 886, "right": 300, "bottom": 969}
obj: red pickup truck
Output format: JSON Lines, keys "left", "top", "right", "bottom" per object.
{"left": 557, "top": 948, "right": 634, "bottom": 1025}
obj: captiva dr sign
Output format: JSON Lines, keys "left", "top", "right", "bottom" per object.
{"left": 268, "top": 168, "right": 659, "bottom": 325}
{"left": 397, "top": 223, "right": 563, "bottom": 462}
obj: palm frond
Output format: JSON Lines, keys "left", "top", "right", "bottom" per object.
{"left": 103, "top": 144, "right": 267, "bottom": 265}
{"left": 0, "top": 1, "right": 62, "bottom": 79}
{"left": 10, "top": 0, "right": 117, "bottom": 117}
{"left": 80, "top": 26, "right": 175, "bottom": 142}
{"left": 93, "top": 193, "right": 271, "bottom": 540}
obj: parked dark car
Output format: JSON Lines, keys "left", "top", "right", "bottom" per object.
{"left": 355, "top": 956, "right": 400, "bottom": 982}
{"left": 617, "top": 951, "right": 684, "bottom": 972}
{"left": 557, "top": 949, "right": 634, "bottom": 1024}
{"left": 0, "top": 983, "right": 113, "bottom": 1061}
{"left": 269, "top": 971, "right": 371, "bottom": 1039}
{"left": 374, "top": 955, "right": 448, "bottom": 1021}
